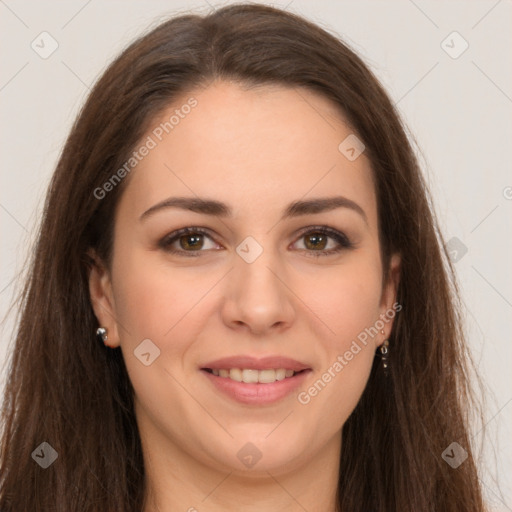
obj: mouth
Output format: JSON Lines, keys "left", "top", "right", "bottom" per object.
{"left": 201, "top": 367, "right": 308, "bottom": 384}
{"left": 200, "top": 367, "right": 312, "bottom": 405}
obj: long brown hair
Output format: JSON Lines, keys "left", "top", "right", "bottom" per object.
{"left": 0, "top": 3, "right": 486, "bottom": 510}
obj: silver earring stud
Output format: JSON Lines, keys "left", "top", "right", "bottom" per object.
{"left": 96, "top": 327, "right": 108, "bottom": 343}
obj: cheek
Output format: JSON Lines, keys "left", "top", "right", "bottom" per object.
{"left": 111, "top": 254, "right": 204, "bottom": 413}
{"left": 299, "top": 255, "right": 382, "bottom": 417}
{"left": 112, "top": 248, "right": 208, "bottom": 342}
{"left": 310, "top": 256, "right": 383, "bottom": 348}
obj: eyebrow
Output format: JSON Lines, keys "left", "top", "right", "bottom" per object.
{"left": 139, "top": 195, "right": 368, "bottom": 225}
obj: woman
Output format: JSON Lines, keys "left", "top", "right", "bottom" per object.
{"left": 0, "top": 3, "right": 486, "bottom": 511}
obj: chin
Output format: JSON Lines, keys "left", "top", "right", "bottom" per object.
{"left": 204, "top": 429, "right": 309, "bottom": 475}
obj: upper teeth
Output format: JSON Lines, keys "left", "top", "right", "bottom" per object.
{"left": 212, "top": 368, "right": 296, "bottom": 383}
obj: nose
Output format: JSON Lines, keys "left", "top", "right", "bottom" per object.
{"left": 220, "top": 241, "right": 296, "bottom": 335}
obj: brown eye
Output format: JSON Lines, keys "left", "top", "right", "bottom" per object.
{"left": 159, "top": 227, "right": 219, "bottom": 256}
{"left": 303, "top": 232, "right": 329, "bottom": 251}
{"left": 159, "top": 225, "right": 354, "bottom": 258}
{"left": 178, "top": 233, "right": 205, "bottom": 250}
{"left": 292, "top": 226, "right": 354, "bottom": 257}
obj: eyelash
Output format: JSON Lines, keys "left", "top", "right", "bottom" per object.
{"left": 158, "top": 225, "right": 354, "bottom": 258}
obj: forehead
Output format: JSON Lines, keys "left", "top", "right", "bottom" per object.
{"left": 117, "top": 80, "right": 377, "bottom": 227}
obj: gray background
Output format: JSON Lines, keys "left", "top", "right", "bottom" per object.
{"left": 1, "top": 0, "right": 511, "bottom": 509}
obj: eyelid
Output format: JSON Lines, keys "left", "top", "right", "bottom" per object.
{"left": 292, "top": 224, "right": 351, "bottom": 244}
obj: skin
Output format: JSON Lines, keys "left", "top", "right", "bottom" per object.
{"left": 89, "top": 79, "right": 401, "bottom": 512}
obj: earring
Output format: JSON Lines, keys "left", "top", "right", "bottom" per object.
{"left": 96, "top": 326, "right": 108, "bottom": 344}
{"left": 379, "top": 329, "right": 390, "bottom": 376}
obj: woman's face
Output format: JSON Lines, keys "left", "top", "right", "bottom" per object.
{"left": 89, "top": 79, "right": 400, "bottom": 475}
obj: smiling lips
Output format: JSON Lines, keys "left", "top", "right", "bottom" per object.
{"left": 201, "top": 355, "right": 312, "bottom": 404}
{"left": 205, "top": 367, "right": 301, "bottom": 384}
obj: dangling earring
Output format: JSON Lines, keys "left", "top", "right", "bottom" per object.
{"left": 379, "top": 329, "right": 390, "bottom": 376}
{"left": 96, "top": 326, "right": 108, "bottom": 344}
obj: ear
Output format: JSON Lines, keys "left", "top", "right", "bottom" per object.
{"left": 87, "top": 249, "right": 121, "bottom": 348}
{"left": 378, "top": 252, "right": 401, "bottom": 344}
